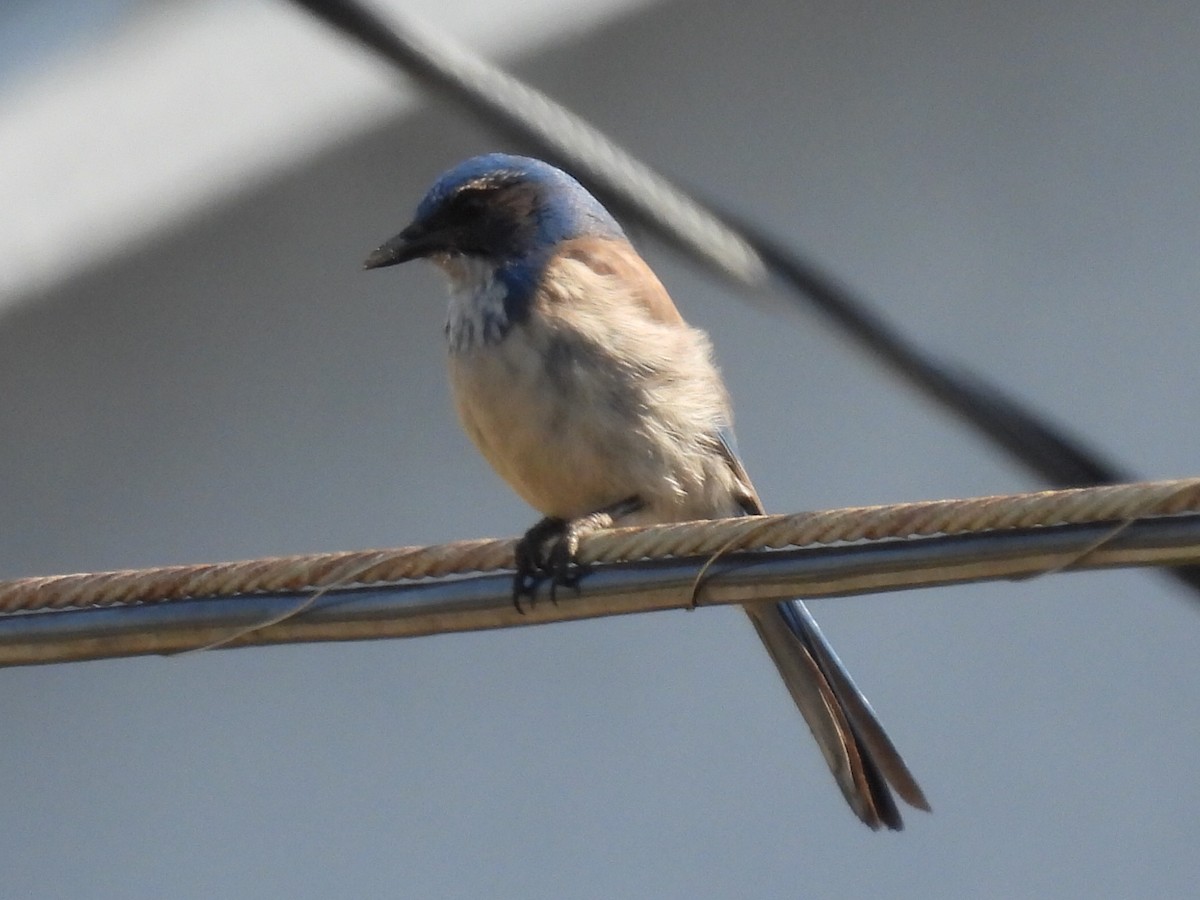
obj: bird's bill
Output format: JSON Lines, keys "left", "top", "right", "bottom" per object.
{"left": 362, "top": 223, "right": 439, "bottom": 269}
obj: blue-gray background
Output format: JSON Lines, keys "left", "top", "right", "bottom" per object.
{"left": 2, "top": 1, "right": 1199, "bottom": 897}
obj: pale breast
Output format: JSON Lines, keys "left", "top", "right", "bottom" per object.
{"left": 441, "top": 248, "right": 747, "bottom": 524}
{"left": 448, "top": 322, "right": 642, "bottom": 519}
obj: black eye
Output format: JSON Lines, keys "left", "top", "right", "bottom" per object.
{"left": 454, "top": 190, "right": 490, "bottom": 215}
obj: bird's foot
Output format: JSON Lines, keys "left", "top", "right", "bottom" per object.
{"left": 513, "top": 517, "right": 569, "bottom": 611}
{"left": 512, "top": 497, "right": 642, "bottom": 612}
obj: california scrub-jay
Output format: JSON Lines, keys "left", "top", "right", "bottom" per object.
{"left": 365, "top": 153, "right": 928, "bottom": 829}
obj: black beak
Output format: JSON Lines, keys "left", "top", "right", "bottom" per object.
{"left": 362, "top": 222, "right": 441, "bottom": 270}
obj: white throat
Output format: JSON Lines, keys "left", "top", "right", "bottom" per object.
{"left": 438, "top": 255, "right": 510, "bottom": 353}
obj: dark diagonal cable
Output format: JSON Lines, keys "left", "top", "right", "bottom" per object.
{"left": 283, "top": 0, "right": 1200, "bottom": 597}
{"left": 716, "top": 213, "right": 1128, "bottom": 488}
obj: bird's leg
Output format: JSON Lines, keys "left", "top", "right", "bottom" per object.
{"left": 513, "top": 496, "right": 642, "bottom": 611}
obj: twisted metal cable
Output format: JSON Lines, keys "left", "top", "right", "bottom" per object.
{"left": 3, "top": 478, "right": 1197, "bottom": 615}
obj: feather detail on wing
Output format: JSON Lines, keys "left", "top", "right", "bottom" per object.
{"left": 552, "top": 237, "right": 685, "bottom": 325}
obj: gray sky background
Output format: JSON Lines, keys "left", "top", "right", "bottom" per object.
{"left": 2, "top": 1, "right": 1199, "bottom": 897}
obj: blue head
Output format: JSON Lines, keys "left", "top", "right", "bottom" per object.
{"left": 364, "top": 154, "right": 625, "bottom": 286}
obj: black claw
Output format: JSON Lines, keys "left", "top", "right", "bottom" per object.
{"left": 513, "top": 517, "right": 569, "bottom": 611}
{"left": 547, "top": 533, "right": 575, "bottom": 604}
{"left": 512, "top": 532, "right": 548, "bottom": 613}
{"left": 513, "top": 515, "right": 591, "bottom": 609}
{"left": 512, "top": 500, "right": 641, "bottom": 612}
{"left": 511, "top": 572, "right": 531, "bottom": 614}
{"left": 546, "top": 557, "right": 584, "bottom": 606}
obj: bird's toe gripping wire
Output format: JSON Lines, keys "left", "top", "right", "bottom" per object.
{"left": 512, "top": 497, "right": 643, "bottom": 611}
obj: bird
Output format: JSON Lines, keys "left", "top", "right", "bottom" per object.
{"left": 364, "top": 153, "right": 929, "bottom": 829}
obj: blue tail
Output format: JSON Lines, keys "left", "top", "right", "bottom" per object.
{"left": 743, "top": 598, "right": 929, "bottom": 829}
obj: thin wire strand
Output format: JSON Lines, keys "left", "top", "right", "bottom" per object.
{"left": 165, "top": 554, "right": 385, "bottom": 655}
